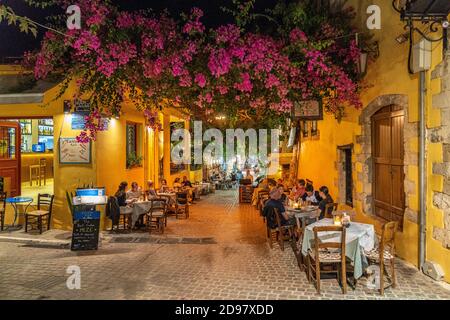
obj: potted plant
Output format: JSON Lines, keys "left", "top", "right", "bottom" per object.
{"left": 126, "top": 152, "right": 143, "bottom": 169}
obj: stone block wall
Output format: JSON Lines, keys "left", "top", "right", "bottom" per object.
{"left": 430, "top": 52, "right": 450, "bottom": 249}
{"left": 354, "top": 94, "right": 419, "bottom": 226}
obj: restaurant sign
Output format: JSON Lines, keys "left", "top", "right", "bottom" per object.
{"left": 292, "top": 100, "right": 323, "bottom": 121}
{"left": 71, "top": 210, "right": 100, "bottom": 251}
{"left": 59, "top": 138, "right": 91, "bottom": 164}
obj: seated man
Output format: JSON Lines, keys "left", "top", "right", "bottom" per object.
{"left": 263, "top": 187, "right": 295, "bottom": 228}
{"left": 302, "top": 183, "right": 322, "bottom": 205}
{"left": 126, "top": 182, "right": 142, "bottom": 203}
{"left": 181, "top": 176, "right": 193, "bottom": 188}
{"left": 290, "top": 179, "right": 306, "bottom": 201}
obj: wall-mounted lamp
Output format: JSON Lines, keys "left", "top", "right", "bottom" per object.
{"left": 357, "top": 40, "right": 379, "bottom": 78}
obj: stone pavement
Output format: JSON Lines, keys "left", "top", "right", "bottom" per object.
{"left": 0, "top": 190, "right": 449, "bottom": 300}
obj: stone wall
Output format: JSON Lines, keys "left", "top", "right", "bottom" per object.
{"left": 354, "top": 94, "right": 419, "bottom": 225}
{"left": 430, "top": 52, "right": 450, "bottom": 249}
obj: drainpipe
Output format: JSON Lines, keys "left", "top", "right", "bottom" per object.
{"left": 419, "top": 70, "right": 426, "bottom": 270}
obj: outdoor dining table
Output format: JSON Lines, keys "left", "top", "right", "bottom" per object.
{"left": 5, "top": 196, "right": 33, "bottom": 230}
{"left": 157, "top": 192, "right": 176, "bottom": 203}
{"left": 301, "top": 218, "right": 376, "bottom": 280}
{"left": 286, "top": 205, "right": 319, "bottom": 229}
{"left": 131, "top": 200, "right": 166, "bottom": 226}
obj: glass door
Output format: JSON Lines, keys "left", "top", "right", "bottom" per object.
{"left": 0, "top": 122, "right": 21, "bottom": 196}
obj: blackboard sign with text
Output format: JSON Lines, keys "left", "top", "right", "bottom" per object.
{"left": 71, "top": 211, "right": 100, "bottom": 251}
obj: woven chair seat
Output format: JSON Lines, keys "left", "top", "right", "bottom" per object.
{"left": 364, "top": 248, "right": 394, "bottom": 261}
{"left": 309, "top": 248, "right": 342, "bottom": 262}
{"left": 26, "top": 210, "right": 49, "bottom": 216}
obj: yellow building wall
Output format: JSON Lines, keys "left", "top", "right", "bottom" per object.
{"left": 0, "top": 69, "right": 188, "bottom": 231}
{"left": 298, "top": 109, "right": 360, "bottom": 199}
{"left": 0, "top": 79, "right": 97, "bottom": 230}
{"left": 297, "top": 0, "right": 450, "bottom": 281}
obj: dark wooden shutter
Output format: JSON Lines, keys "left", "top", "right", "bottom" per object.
{"left": 372, "top": 106, "right": 405, "bottom": 228}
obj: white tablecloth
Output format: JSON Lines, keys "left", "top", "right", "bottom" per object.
{"left": 301, "top": 218, "right": 376, "bottom": 279}
{"left": 304, "top": 218, "right": 375, "bottom": 252}
{"left": 129, "top": 200, "right": 165, "bottom": 225}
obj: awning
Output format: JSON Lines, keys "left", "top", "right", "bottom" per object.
{"left": 403, "top": 0, "right": 450, "bottom": 19}
{"left": 0, "top": 73, "right": 58, "bottom": 104}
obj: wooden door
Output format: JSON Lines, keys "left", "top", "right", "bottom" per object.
{"left": 372, "top": 105, "right": 405, "bottom": 228}
{"left": 0, "top": 122, "right": 21, "bottom": 197}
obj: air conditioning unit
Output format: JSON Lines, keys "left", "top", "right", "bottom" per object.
{"left": 422, "top": 261, "right": 445, "bottom": 281}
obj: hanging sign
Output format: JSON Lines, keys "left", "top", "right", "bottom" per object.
{"left": 292, "top": 100, "right": 323, "bottom": 120}
{"left": 59, "top": 138, "right": 91, "bottom": 164}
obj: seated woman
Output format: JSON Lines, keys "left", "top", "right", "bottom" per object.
{"left": 159, "top": 179, "right": 170, "bottom": 193}
{"left": 114, "top": 181, "right": 128, "bottom": 207}
{"left": 126, "top": 182, "right": 142, "bottom": 203}
{"left": 146, "top": 180, "right": 158, "bottom": 200}
{"left": 318, "top": 186, "right": 334, "bottom": 220}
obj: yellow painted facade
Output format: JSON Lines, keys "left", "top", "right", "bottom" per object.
{"left": 297, "top": 1, "right": 450, "bottom": 282}
{"left": 0, "top": 66, "right": 198, "bottom": 231}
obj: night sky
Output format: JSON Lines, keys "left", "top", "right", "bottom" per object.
{"left": 0, "top": 0, "right": 278, "bottom": 59}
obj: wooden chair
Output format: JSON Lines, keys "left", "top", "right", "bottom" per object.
{"left": 364, "top": 221, "right": 398, "bottom": 295}
{"left": 293, "top": 215, "right": 307, "bottom": 271}
{"left": 39, "top": 158, "right": 47, "bottom": 186}
{"left": 146, "top": 199, "right": 167, "bottom": 234}
{"left": 25, "top": 194, "right": 54, "bottom": 234}
{"left": 118, "top": 204, "right": 133, "bottom": 231}
{"left": 307, "top": 225, "right": 347, "bottom": 294}
{"left": 175, "top": 192, "right": 189, "bottom": 219}
{"left": 159, "top": 194, "right": 176, "bottom": 214}
{"left": 0, "top": 191, "right": 6, "bottom": 231}
{"left": 324, "top": 202, "right": 338, "bottom": 218}
{"left": 266, "top": 208, "right": 294, "bottom": 251}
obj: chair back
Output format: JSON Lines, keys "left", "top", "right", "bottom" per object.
{"left": 0, "top": 191, "right": 6, "bottom": 209}
{"left": 325, "top": 202, "right": 338, "bottom": 217}
{"left": 273, "top": 208, "right": 284, "bottom": 229}
{"left": 37, "top": 193, "right": 54, "bottom": 212}
{"left": 39, "top": 158, "right": 46, "bottom": 167}
{"left": 380, "top": 221, "right": 398, "bottom": 256}
{"left": 176, "top": 192, "right": 188, "bottom": 205}
{"left": 149, "top": 198, "right": 166, "bottom": 213}
{"left": 312, "top": 225, "right": 346, "bottom": 260}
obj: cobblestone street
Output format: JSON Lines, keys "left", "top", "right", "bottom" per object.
{"left": 0, "top": 190, "right": 449, "bottom": 300}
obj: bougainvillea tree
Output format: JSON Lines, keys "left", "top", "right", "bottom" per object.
{"left": 12, "top": 0, "right": 365, "bottom": 141}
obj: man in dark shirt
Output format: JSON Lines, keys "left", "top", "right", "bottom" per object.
{"left": 263, "top": 187, "right": 295, "bottom": 227}
{"left": 302, "top": 183, "right": 323, "bottom": 205}
{"left": 182, "top": 176, "right": 193, "bottom": 188}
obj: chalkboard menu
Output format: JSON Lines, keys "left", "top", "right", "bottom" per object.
{"left": 71, "top": 211, "right": 100, "bottom": 251}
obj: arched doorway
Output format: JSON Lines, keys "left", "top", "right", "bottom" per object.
{"left": 371, "top": 105, "right": 405, "bottom": 228}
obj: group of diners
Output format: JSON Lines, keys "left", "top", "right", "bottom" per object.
{"left": 111, "top": 175, "right": 199, "bottom": 230}
{"left": 256, "top": 178, "right": 334, "bottom": 229}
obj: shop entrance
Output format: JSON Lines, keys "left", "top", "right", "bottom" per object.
{"left": 0, "top": 118, "right": 54, "bottom": 200}
{"left": 0, "top": 121, "right": 21, "bottom": 196}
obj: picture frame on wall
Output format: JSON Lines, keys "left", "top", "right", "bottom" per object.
{"left": 292, "top": 100, "right": 323, "bottom": 121}
{"left": 59, "top": 138, "right": 92, "bottom": 164}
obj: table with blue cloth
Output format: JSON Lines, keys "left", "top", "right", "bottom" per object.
{"left": 5, "top": 196, "right": 34, "bottom": 230}
{"left": 301, "top": 218, "right": 376, "bottom": 280}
